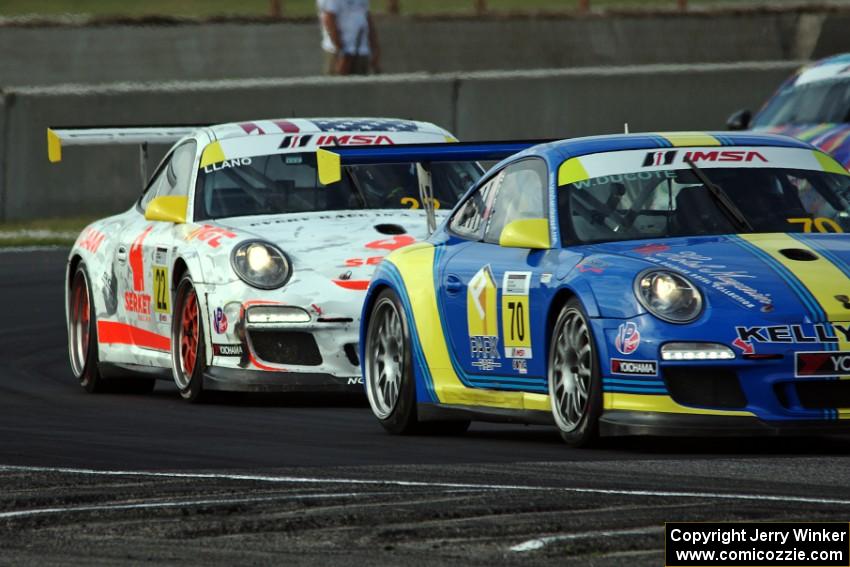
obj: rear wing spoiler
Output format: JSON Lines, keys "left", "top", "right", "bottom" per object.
{"left": 316, "top": 140, "right": 551, "bottom": 186}
{"left": 47, "top": 125, "right": 201, "bottom": 188}
{"left": 317, "top": 139, "right": 552, "bottom": 233}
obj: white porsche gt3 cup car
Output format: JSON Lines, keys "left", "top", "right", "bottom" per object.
{"left": 53, "top": 118, "right": 483, "bottom": 401}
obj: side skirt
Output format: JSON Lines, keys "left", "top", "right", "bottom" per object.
{"left": 99, "top": 362, "right": 172, "bottom": 381}
{"left": 418, "top": 402, "right": 554, "bottom": 426}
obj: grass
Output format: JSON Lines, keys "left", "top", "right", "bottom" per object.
{"left": 0, "top": 0, "right": 826, "bottom": 18}
{"left": 0, "top": 216, "right": 94, "bottom": 247}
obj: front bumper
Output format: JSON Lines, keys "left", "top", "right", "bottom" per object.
{"left": 204, "top": 366, "right": 362, "bottom": 393}
{"left": 600, "top": 410, "right": 850, "bottom": 437}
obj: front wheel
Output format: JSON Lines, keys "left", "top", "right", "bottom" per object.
{"left": 548, "top": 298, "right": 602, "bottom": 447}
{"left": 171, "top": 274, "right": 206, "bottom": 402}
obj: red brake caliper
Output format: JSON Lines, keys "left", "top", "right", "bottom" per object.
{"left": 181, "top": 291, "right": 199, "bottom": 375}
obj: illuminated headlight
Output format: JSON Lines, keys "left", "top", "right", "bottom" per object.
{"left": 635, "top": 270, "right": 703, "bottom": 323}
{"left": 247, "top": 306, "right": 310, "bottom": 324}
{"left": 661, "top": 342, "right": 735, "bottom": 361}
{"left": 231, "top": 240, "right": 291, "bottom": 290}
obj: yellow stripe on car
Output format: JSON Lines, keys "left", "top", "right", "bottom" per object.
{"left": 604, "top": 393, "right": 754, "bottom": 416}
{"left": 740, "top": 233, "right": 850, "bottom": 332}
{"left": 387, "top": 244, "right": 550, "bottom": 411}
{"left": 657, "top": 132, "right": 721, "bottom": 147}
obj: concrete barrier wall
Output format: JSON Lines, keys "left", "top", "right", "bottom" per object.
{"left": 0, "top": 11, "right": 838, "bottom": 87}
{"left": 0, "top": 61, "right": 800, "bottom": 221}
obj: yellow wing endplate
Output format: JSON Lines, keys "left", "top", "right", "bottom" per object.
{"left": 317, "top": 148, "right": 342, "bottom": 185}
{"left": 47, "top": 128, "right": 62, "bottom": 163}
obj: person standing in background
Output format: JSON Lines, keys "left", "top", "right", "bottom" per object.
{"left": 317, "top": 0, "right": 381, "bottom": 76}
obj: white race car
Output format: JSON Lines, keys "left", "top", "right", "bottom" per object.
{"left": 53, "top": 118, "right": 482, "bottom": 401}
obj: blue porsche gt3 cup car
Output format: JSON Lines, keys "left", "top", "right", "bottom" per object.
{"left": 320, "top": 132, "right": 850, "bottom": 446}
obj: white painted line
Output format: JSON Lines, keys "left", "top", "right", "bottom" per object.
{"left": 510, "top": 526, "right": 661, "bottom": 552}
{"left": 2, "top": 464, "right": 850, "bottom": 508}
{"left": 0, "top": 492, "right": 370, "bottom": 520}
{"left": 0, "top": 245, "right": 65, "bottom": 253}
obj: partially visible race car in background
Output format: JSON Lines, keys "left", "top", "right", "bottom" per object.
{"left": 53, "top": 117, "right": 493, "bottom": 402}
{"left": 728, "top": 53, "right": 850, "bottom": 169}
{"left": 336, "top": 131, "right": 850, "bottom": 446}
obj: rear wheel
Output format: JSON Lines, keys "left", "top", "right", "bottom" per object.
{"left": 69, "top": 264, "right": 154, "bottom": 394}
{"left": 171, "top": 274, "right": 206, "bottom": 402}
{"left": 548, "top": 298, "right": 602, "bottom": 447}
{"left": 69, "top": 264, "right": 104, "bottom": 393}
{"left": 365, "top": 288, "right": 469, "bottom": 435}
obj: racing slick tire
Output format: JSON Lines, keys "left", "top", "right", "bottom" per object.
{"left": 69, "top": 263, "right": 106, "bottom": 393}
{"left": 171, "top": 274, "right": 207, "bottom": 403}
{"left": 548, "top": 298, "right": 603, "bottom": 448}
{"left": 365, "top": 288, "right": 470, "bottom": 436}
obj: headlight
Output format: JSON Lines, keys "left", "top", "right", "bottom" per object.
{"left": 231, "top": 240, "right": 291, "bottom": 290}
{"left": 634, "top": 270, "right": 702, "bottom": 323}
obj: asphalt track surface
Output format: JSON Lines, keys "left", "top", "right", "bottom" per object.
{"left": 2, "top": 249, "right": 850, "bottom": 565}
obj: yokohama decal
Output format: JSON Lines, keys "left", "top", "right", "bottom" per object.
{"left": 610, "top": 358, "right": 658, "bottom": 376}
{"left": 795, "top": 351, "right": 850, "bottom": 377}
{"left": 97, "top": 321, "right": 170, "bottom": 351}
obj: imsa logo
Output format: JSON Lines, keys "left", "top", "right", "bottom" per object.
{"left": 610, "top": 358, "right": 658, "bottom": 376}
{"left": 642, "top": 150, "right": 677, "bottom": 167}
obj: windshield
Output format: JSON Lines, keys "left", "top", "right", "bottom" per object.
{"left": 559, "top": 167, "right": 850, "bottom": 244}
{"left": 753, "top": 79, "right": 850, "bottom": 128}
{"left": 195, "top": 152, "right": 481, "bottom": 220}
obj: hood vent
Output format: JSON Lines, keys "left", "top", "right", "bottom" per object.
{"left": 779, "top": 248, "right": 818, "bottom": 262}
{"left": 374, "top": 223, "right": 406, "bottom": 235}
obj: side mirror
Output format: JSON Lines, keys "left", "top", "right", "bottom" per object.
{"left": 144, "top": 196, "right": 188, "bottom": 224}
{"left": 726, "top": 109, "right": 752, "bottom": 131}
{"left": 499, "top": 218, "right": 551, "bottom": 250}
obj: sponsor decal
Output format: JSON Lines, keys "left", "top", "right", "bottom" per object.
{"left": 795, "top": 351, "right": 850, "bottom": 377}
{"left": 344, "top": 256, "right": 384, "bottom": 267}
{"left": 278, "top": 135, "right": 313, "bottom": 149}
{"left": 154, "top": 247, "right": 168, "bottom": 266}
{"left": 735, "top": 323, "right": 850, "bottom": 349}
{"left": 644, "top": 250, "right": 772, "bottom": 310}
{"left": 540, "top": 273, "right": 553, "bottom": 285}
{"left": 502, "top": 272, "right": 532, "bottom": 359}
{"left": 682, "top": 150, "right": 767, "bottom": 164}
{"left": 468, "top": 266, "right": 498, "bottom": 337}
{"left": 124, "top": 292, "right": 151, "bottom": 316}
{"left": 315, "top": 134, "right": 394, "bottom": 146}
{"left": 213, "top": 343, "right": 243, "bottom": 357}
{"left": 347, "top": 377, "right": 365, "bottom": 385}
{"left": 512, "top": 358, "right": 528, "bottom": 374}
{"left": 470, "top": 335, "right": 501, "bottom": 371}
{"left": 610, "top": 358, "right": 658, "bottom": 376}
{"left": 78, "top": 227, "right": 106, "bottom": 254}
{"left": 152, "top": 266, "right": 169, "bottom": 315}
{"left": 634, "top": 243, "right": 670, "bottom": 255}
{"left": 573, "top": 170, "right": 676, "bottom": 189}
{"left": 310, "top": 304, "right": 323, "bottom": 316}
{"left": 129, "top": 226, "right": 153, "bottom": 292}
{"left": 213, "top": 307, "right": 228, "bottom": 334}
{"left": 615, "top": 322, "right": 641, "bottom": 355}
{"left": 642, "top": 150, "right": 677, "bottom": 167}
{"left": 365, "top": 235, "right": 415, "bottom": 251}
{"left": 203, "top": 157, "right": 252, "bottom": 174}
{"left": 837, "top": 295, "right": 850, "bottom": 310}
{"left": 186, "top": 225, "right": 237, "bottom": 248}
{"left": 732, "top": 337, "right": 755, "bottom": 355}
{"left": 577, "top": 258, "right": 607, "bottom": 274}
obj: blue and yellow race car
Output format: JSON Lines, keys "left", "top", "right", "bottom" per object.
{"left": 321, "top": 132, "right": 850, "bottom": 446}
